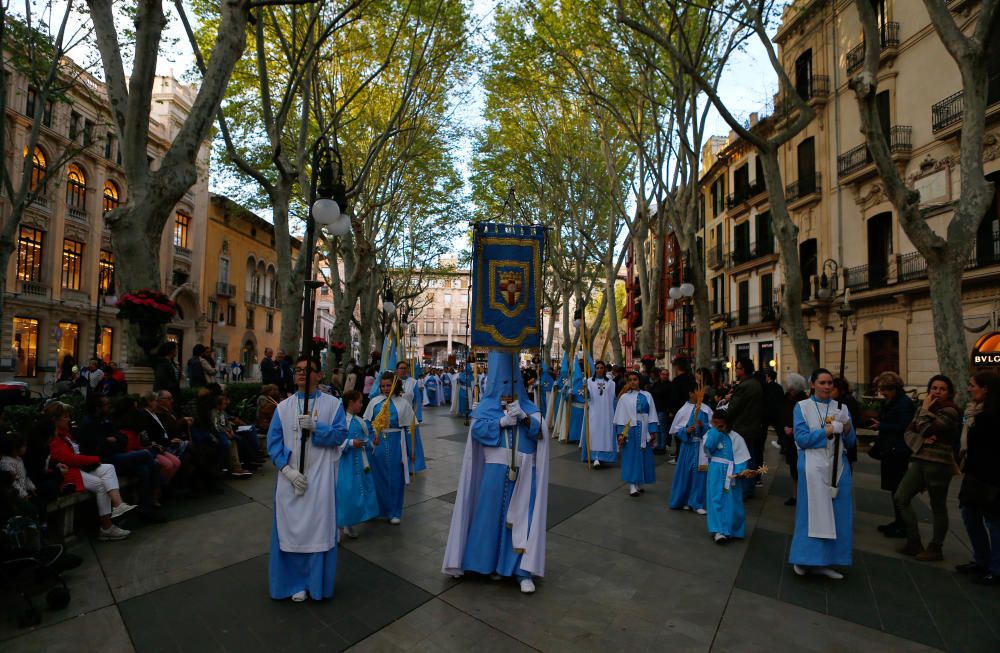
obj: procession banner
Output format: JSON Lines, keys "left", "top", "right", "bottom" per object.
{"left": 471, "top": 222, "right": 545, "bottom": 350}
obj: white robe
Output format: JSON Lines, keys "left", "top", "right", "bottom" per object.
{"left": 450, "top": 373, "right": 461, "bottom": 415}
{"left": 582, "top": 377, "right": 616, "bottom": 452}
{"left": 274, "top": 393, "right": 344, "bottom": 553}
{"left": 797, "top": 398, "right": 851, "bottom": 539}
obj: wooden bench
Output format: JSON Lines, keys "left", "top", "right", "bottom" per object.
{"left": 45, "top": 478, "right": 135, "bottom": 540}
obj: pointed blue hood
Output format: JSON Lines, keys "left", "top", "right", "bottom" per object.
{"left": 471, "top": 351, "right": 539, "bottom": 420}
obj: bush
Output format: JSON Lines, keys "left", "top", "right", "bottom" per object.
{"left": 224, "top": 382, "right": 262, "bottom": 408}
{"left": 0, "top": 402, "right": 44, "bottom": 434}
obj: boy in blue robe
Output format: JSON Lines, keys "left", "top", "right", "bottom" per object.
{"left": 703, "top": 409, "right": 751, "bottom": 544}
{"left": 336, "top": 390, "right": 379, "bottom": 538}
{"left": 364, "top": 372, "right": 415, "bottom": 524}
{"left": 669, "top": 390, "right": 713, "bottom": 512}
{"left": 615, "top": 371, "right": 658, "bottom": 496}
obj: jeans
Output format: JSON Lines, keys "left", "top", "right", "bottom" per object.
{"left": 656, "top": 412, "right": 670, "bottom": 450}
{"left": 111, "top": 450, "right": 159, "bottom": 510}
{"left": 894, "top": 459, "right": 953, "bottom": 549}
{"left": 961, "top": 504, "right": 1000, "bottom": 574}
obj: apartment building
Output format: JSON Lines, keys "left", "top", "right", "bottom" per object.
{"left": 408, "top": 257, "right": 471, "bottom": 365}
{"left": 1, "top": 64, "right": 209, "bottom": 386}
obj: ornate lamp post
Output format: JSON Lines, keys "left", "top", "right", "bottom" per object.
{"left": 838, "top": 290, "right": 855, "bottom": 379}
{"left": 669, "top": 267, "right": 695, "bottom": 359}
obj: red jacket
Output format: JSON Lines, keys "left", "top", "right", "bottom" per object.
{"left": 48, "top": 430, "right": 101, "bottom": 493}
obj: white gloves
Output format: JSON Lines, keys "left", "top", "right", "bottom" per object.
{"left": 831, "top": 421, "right": 844, "bottom": 435}
{"left": 297, "top": 414, "right": 316, "bottom": 432}
{"left": 505, "top": 401, "right": 527, "bottom": 421}
{"left": 281, "top": 465, "right": 308, "bottom": 495}
{"left": 500, "top": 414, "right": 519, "bottom": 428}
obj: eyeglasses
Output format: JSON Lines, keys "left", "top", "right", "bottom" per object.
{"left": 293, "top": 367, "right": 312, "bottom": 374}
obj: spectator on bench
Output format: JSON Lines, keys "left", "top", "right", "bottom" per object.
{"left": 45, "top": 402, "right": 137, "bottom": 540}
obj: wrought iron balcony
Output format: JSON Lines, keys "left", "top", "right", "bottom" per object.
{"left": 727, "top": 240, "right": 776, "bottom": 268}
{"left": 785, "top": 172, "right": 822, "bottom": 202}
{"left": 708, "top": 245, "right": 725, "bottom": 269}
{"left": 846, "top": 22, "right": 900, "bottom": 73}
{"left": 216, "top": 282, "right": 236, "bottom": 297}
{"left": 897, "top": 251, "right": 928, "bottom": 282}
{"left": 837, "top": 126, "right": 912, "bottom": 178}
{"left": 844, "top": 263, "right": 890, "bottom": 292}
{"left": 729, "top": 304, "right": 778, "bottom": 328}
{"left": 932, "top": 91, "right": 964, "bottom": 133}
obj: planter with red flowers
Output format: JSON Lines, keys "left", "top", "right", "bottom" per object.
{"left": 329, "top": 340, "right": 347, "bottom": 364}
{"left": 116, "top": 289, "right": 178, "bottom": 356}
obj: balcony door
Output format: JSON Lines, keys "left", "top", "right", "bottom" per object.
{"left": 976, "top": 171, "right": 1000, "bottom": 266}
{"left": 734, "top": 221, "right": 751, "bottom": 262}
{"left": 795, "top": 50, "right": 813, "bottom": 99}
{"left": 755, "top": 212, "right": 773, "bottom": 255}
{"left": 799, "top": 238, "right": 817, "bottom": 300}
{"left": 866, "top": 330, "right": 899, "bottom": 382}
{"left": 877, "top": 90, "right": 891, "bottom": 139}
{"left": 868, "top": 213, "right": 893, "bottom": 287}
{"left": 738, "top": 280, "right": 749, "bottom": 326}
{"left": 797, "top": 137, "right": 816, "bottom": 195}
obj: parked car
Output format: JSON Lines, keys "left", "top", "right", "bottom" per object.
{"left": 0, "top": 381, "right": 31, "bottom": 409}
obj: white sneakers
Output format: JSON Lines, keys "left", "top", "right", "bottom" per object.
{"left": 341, "top": 526, "right": 358, "bottom": 539}
{"left": 110, "top": 503, "right": 137, "bottom": 519}
{"left": 291, "top": 590, "right": 307, "bottom": 602}
{"left": 592, "top": 460, "right": 601, "bottom": 469}
{"left": 713, "top": 533, "right": 728, "bottom": 544}
{"left": 629, "top": 484, "right": 640, "bottom": 497}
{"left": 519, "top": 578, "right": 536, "bottom": 594}
{"left": 695, "top": 508, "right": 707, "bottom": 515}
{"left": 389, "top": 517, "right": 401, "bottom": 525}
{"left": 98, "top": 525, "right": 130, "bottom": 541}
{"left": 793, "top": 564, "right": 843, "bottom": 580}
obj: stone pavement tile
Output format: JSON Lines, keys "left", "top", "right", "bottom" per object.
{"left": 734, "top": 526, "right": 787, "bottom": 599}
{"left": 545, "top": 456, "right": 628, "bottom": 495}
{"left": 120, "top": 551, "right": 431, "bottom": 653}
{"left": 441, "top": 432, "right": 470, "bottom": 443}
{"left": 222, "top": 464, "right": 278, "bottom": 508}
{"left": 119, "top": 550, "right": 432, "bottom": 653}
{"left": 346, "top": 598, "right": 537, "bottom": 653}
{"left": 545, "top": 483, "right": 604, "bottom": 528}
{"left": 98, "top": 500, "right": 273, "bottom": 601}
{"left": 441, "top": 532, "right": 729, "bottom": 652}
{"left": 551, "top": 489, "right": 750, "bottom": 586}
{"left": 0, "top": 539, "right": 113, "bottom": 641}
{"left": 124, "top": 481, "right": 255, "bottom": 532}
{"left": 3, "top": 605, "right": 134, "bottom": 653}
{"left": 342, "top": 498, "right": 460, "bottom": 595}
{"left": 905, "top": 561, "right": 1000, "bottom": 653}
{"left": 712, "top": 588, "right": 944, "bottom": 653}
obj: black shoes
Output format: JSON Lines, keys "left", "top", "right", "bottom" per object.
{"left": 878, "top": 522, "right": 906, "bottom": 538}
{"left": 972, "top": 574, "right": 999, "bottom": 587}
{"left": 956, "top": 561, "right": 988, "bottom": 575}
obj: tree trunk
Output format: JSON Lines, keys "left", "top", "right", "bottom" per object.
{"left": 604, "top": 261, "right": 624, "bottom": 365}
{"left": 927, "top": 257, "right": 971, "bottom": 397}
{"left": 689, "top": 250, "right": 711, "bottom": 370}
{"left": 758, "top": 149, "right": 817, "bottom": 376}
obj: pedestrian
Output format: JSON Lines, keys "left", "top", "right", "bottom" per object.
{"left": 364, "top": 372, "right": 414, "bottom": 525}
{"left": 650, "top": 368, "right": 672, "bottom": 454}
{"left": 894, "top": 375, "right": 961, "bottom": 561}
{"left": 616, "top": 370, "right": 658, "bottom": 496}
{"left": 666, "top": 357, "right": 695, "bottom": 463}
{"left": 396, "top": 361, "right": 426, "bottom": 473}
{"left": 566, "top": 353, "right": 588, "bottom": 444}
{"left": 779, "top": 373, "right": 809, "bottom": 506}
{"left": 581, "top": 361, "right": 617, "bottom": 467}
{"left": 442, "top": 351, "right": 549, "bottom": 594}
{"left": 726, "top": 358, "right": 764, "bottom": 491}
{"left": 187, "top": 345, "right": 208, "bottom": 388}
{"left": 336, "top": 390, "right": 379, "bottom": 539}
{"left": 153, "top": 341, "right": 182, "bottom": 397}
{"left": 260, "top": 348, "right": 278, "bottom": 385}
{"left": 789, "top": 368, "right": 855, "bottom": 580}
{"left": 704, "top": 409, "right": 750, "bottom": 544}
{"left": 668, "top": 387, "right": 712, "bottom": 512}
{"left": 266, "top": 355, "right": 348, "bottom": 601}
{"left": 870, "top": 371, "right": 916, "bottom": 538}
{"left": 955, "top": 372, "right": 1000, "bottom": 586}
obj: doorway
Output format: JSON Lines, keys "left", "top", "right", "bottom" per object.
{"left": 866, "top": 330, "right": 899, "bottom": 384}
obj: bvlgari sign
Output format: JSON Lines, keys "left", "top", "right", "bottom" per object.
{"left": 972, "top": 332, "right": 1000, "bottom": 367}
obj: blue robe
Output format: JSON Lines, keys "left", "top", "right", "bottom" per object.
{"left": 425, "top": 376, "right": 438, "bottom": 405}
{"left": 403, "top": 378, "right": 427, "bottom": 473}
{"left": 617, "top": 392, "right": 657, "bottom": 484}
{"left": 568, "top": 389, "right": 584, "bottom": 444}
{"left": 788, "top": 399, "right": 855, "bottom": 567}
{"left": 336, "top": 416, "right": 379, "bottom": 527}
{"left": 458, "top": 371, "right": 473, "bottom": 416}
{"left": 669, "top": 405, "right": 710, "bottom": 510}
{"left": 442, "top": 374, "right": 452, "bottom": 403}
{"left": 704, "top": 428, "right": 747, "bottom": 538}
{"left": 267, "top": 392, "right": 348, "bottom": 600}
{"left": 539, "top": 374, "right": 553, "bottom": 419}
{"left": 461, "top": 415, "right": 539, "bottom": 578}
{"left": 367, "top": 399, "right": 408, "bottom": 520}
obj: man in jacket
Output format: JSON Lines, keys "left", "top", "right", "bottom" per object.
{"left": 666, "top": 358, "right": 695, "bottom": 463}
{"left": 726, "top": 358, "right": 764, "bottom": 489}
{"left": 260, "top": 348, "right": 278, "bottom": 385}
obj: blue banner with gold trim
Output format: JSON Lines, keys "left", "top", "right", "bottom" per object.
{"left": 471, "top": 222, "right": 545, "bottom": 350}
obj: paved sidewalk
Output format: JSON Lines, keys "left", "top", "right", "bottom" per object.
{"left": 3, "top": 407, "right": 997, "bottom": 652}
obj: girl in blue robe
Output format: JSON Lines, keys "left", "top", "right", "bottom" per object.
{"left": 424, "top": 374, "right": 438, "bottom": 405}
{"left": 337, "top": 391, "right": 379, "bottom": 537}
{"left": 615, "top": 372, "right": 658, "bottom": 495}
{"left": 442, "top": 372, "right": 452, "bottom": 404}
{"left": 364, "top": 373, "right": 414, "bottom": 524}
{"left": 789, "top": 368, "right": 855, "bottom": 579}
{"left": 669, "top": 393, "right": 712, "bottom": 512}
{"left": 704, "top": 410, "right": 750, "bottom": 543}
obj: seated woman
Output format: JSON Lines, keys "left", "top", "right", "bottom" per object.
{"left": 256, "top": 384, "right": 281, "bottom": 436}
{"left": 196, "top": 393, "right": 253, "bottom": 479}
{"left": 44, "top": 402, "right": 137, "bottom": 540}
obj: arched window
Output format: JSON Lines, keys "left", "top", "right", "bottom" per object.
{"left": 103, "top": 180, "right": 120, "bottom": 213}
{"left": 66, "top": 163, "right": 87, "bottom": 210}
{"left": 29, "top": 146, "right": 47, "bottom": 191}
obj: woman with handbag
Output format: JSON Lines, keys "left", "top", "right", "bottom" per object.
{"left": 870, "top": 372, "right": 916, "bottom": 538}
{"left": 955, "top": 372, "right": 1000, "bottom": 586}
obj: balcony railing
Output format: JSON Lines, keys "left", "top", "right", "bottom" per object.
{"left": 785, "top": 172, "right": 822, "bottom": 202}
{"left": 727, "top": 240, "right": 776, "bottom": 268}
{"left": 17, "top": 279, "right": 50, "bottom": 297}
{"left": 846, "top": 22, "right": 900, "bottom": 73}
{"left": 968, "top": 231, "right": 1000, "bottom": 269}
{"left": 931, "top": 91, "right": 964, "bottom": 133}
{"left": 174, "top": 245, "right": 192, "bottom": 261}
{"left": 708, "top": 246, "right": 724, "bottom": 268}
{"left": 837, "top": 126, "right": 912, "bottom": 178}
{"left": 729, "top": 304, "right": 778, "bottom": 328}
{"left": 779, "top": 75, "right": 831, "bottom": 109}
{"left": 246, "top": 290, "right": 259, "bottom": 305}
{"left": 26, "top": 191, "right": 50, "bottom": 210}
{"left": 216, "top": 282, "right": 235, "bottom": 297}
{"left": 844, "top": 263, "right": 890, "bottom": 292}
{"left": 898, "top": 251, "right": 928, "bottom": 282}
{"left": 66, "top": 206, "right": 88, "bottom": 223}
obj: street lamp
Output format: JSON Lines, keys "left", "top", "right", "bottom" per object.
{"left": 299, "top": 140, "right": 350, "bottom": 471}
{"left": 669, "top": 267, "right": 695, "bottom": 358}
{"left": 838, "top": 289, "right": 854, "bottom": 379}
{"left": 816, "top": 259, "right": 839, "bottom": 301}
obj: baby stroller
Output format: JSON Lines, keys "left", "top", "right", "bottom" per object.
{"left": 1, "top": 514, "right": 81, "bottom": 628}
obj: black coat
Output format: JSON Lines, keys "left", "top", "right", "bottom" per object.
{"left": 260, "top": 356, "right": 278, "bottom": 386}
{"left": 877, "top": 392, "right": 916, "bottom": 491}
{"left": 666, "top": 373, "right": 694, "bottom": 418}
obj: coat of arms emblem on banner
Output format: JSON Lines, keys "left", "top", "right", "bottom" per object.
{"left": 498, "top": 270, "right": 522, "bottom": 307}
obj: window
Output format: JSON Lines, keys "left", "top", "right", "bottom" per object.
{"left": 97, "top": 327, "right": 113, "bottom": 364}
{"left": 69, "top": 111, "right": 81, "bottom": 140}
{"left": 57, "top": 322, "right": 80, "bottom": 368}
{"left": 16, "top": 227, "right": 44, "bottom": 282}
{"left": 797, "top": 137, "right": 816, "bottom": 195}
{"left": 174, "top": 211, "right": 191, "bottom": 248}
{"left": 246, "top": 308, "right": 255, "bottom": 329}
{"left": 25, "top": 86, "right": 37, "bottom": 117}
{"left": 761, "top": 273, "right": 774, "bottom": 308}
{"left": 13, "top": 317, "right": 40, "bottom": 377}
{"left": 266, "top": 313, "right": 274, "bottom": 333}
{"left": 227, "top": 305, "right": 237, "bottom": 326}
{"left": 459, "top": 294, "right": 468, "bottom": 306}
{"left": 83, "top": 119, "right": 94, "bottom": 146}
{"left": 755, "top": 212, "right": 774, "bottom": 255}
{"left": 735, "top": 342, "right": 751, "bottom": 364}
{"left": 444, "top": 293, "right": 452, "bottom": 305}
{"left": 734, "top": 164, "right": 749, "bottom": 200}
{"left": 733, "top": 222, "right": 751, "bottom": 262}
{"left": 795, "top": 50, "right": 813, "bottom": 100}
{"left": 711, "top": 177, "right": 725, "bottom": 216}
{"left": 99, "top": 250, "right": 115, "bottom": 293}
{"left": 451, "top": 279, "right": 461, "bottom": 289}
{"left": 43, "top": 101, "right": 52, "bottom": 127}
{"left": 799, "top": 238, "right": 817, "bottom": 301}
{"left": 66, "top": 163, "right": 87, "bottom": 211}
{"left": 103, "top": 180, "right": 120, "bottom": 213}
{"left": 219, "top": 257, "right": 230, "bottom": 284}
{"left": 738, "top": 280, "right": 749, "bottom": 326}
{"left": 61, "top": 239, "right": 84, "bottom": 289}
{"left": 29, "top": 146, "right": 46, "bottom": 192}
{"left": 758, "top": 341, "right": 774, "bottom": 371}
{"left": 104, "top": 133, "right": 114, "bottom": 159}
{"left": 425, "top": 321, "right": 435, "bottom": 334}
